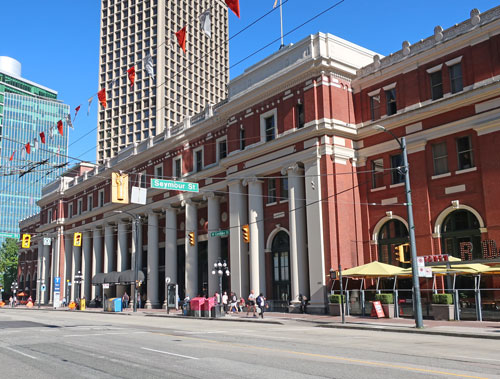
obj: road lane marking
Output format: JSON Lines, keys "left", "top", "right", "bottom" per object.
{"left": 141, "top": 347, "right": 199, "bottom": 360}
{"left": 4, "top": 346, "right": 38, "bottom": 360}
{"left": 151, "top": 332, "right": 488, "bottom": 379}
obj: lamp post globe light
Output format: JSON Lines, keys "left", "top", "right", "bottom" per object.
{"left": 372, "top": 124, "right": 424, "bottom": 329}
{"left": 211, "top": 258, "right": 230, "bottom": 298}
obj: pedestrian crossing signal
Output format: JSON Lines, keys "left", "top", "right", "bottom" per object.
{"left": 242, "top": 224, "right": 250, "bottom": 243}
{"left": 21, "top": 234, "right": 31, "bottom": 248}
{"left": 74, "top": 233, "right": 82, "bottom": 247}
{"left": 188, "top": 232, "right": 195, "bottom": 246}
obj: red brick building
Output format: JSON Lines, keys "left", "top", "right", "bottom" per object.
{"left": 19, "top": 7, "right": 500, "bottom": 313}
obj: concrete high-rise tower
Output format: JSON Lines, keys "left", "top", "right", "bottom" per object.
{"left": 97, "top": 0, "right": 229, "bottom": 164}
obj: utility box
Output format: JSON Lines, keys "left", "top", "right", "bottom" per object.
{"left": 201, "top": 297, "right": 215, "bottom": 317}
{"left": 189, "top": 297, "right": 205, "bottom": 317}
{"left": 105, "top": 297, "right": 122, "bottom": 312}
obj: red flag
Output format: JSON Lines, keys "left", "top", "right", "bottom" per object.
{"left": 74, "top": 105, "right": 81, "bottom": 120}
{"left": 9, "top": 151, "right": 15, "bottom": 161}
{"left": 39, "top": 132, "right": 46, "bottom": 144}
{"left": 25, "top": 143, "right": 31, "bottom": 154}
{"left": 225, "top": 0, "right": 240, "bottom": 18}
{"left": 98, "top": 88, "right": 107, "bottom": 108}
{"left": 57, "top": 120, "right": 64, "bottom": 136}
{"left": 127, "top": 66, "right": 135, "bottom": 88}
{"left": 175, "top": 26, "right": 187, "bottom": 53}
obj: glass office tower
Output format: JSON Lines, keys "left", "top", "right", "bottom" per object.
{"left": 0, "top": 56, "right": 69, "bottom": 244}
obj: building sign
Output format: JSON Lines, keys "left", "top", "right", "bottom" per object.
{"left": 460, "top": 240, "right": 500, "bottom": 261}
{"left": 0, "top": 232, "right": 19, "bottom": 239}
{"left": 371, "top": 301, "right": 385, "bottom": 318}
{"left": 150, "top": 179, "right": 199, "bottom": 193}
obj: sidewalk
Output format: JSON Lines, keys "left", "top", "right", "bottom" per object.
{"left": 4, "top": 305, "right": 500, "bottom": 339}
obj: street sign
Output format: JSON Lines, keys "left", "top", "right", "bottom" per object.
{"left": 103, "top": 283, "right": 110, "bottom": 289}
{"left": 0, "top": 232, "right": 19, "bottom": 239}
{"left": 150, "top": 178, "right": 199, "bottom": 193}
{"left": 417, "top": 257, "right": 425, "bottom": 267}
{"left": 54, "top": 277, "right": 61, "bottom": 292}
{"left": 43, "top": 237, "right": 51, "bottom": 246}
{"left": 210, "top": 230, "right": 229, "bottom": 237}
{"left": 68, "top": 282, "right": 72, "bottom": 286}
{"left": 165, "top": 277, "right": 171, "bottom": 284}
{"left": 41, "top": 284, "right": 46, "bottom": 292}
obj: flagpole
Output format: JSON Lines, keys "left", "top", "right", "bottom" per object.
{"left": 279, "top": 0, "right": 284, "bottom": 48}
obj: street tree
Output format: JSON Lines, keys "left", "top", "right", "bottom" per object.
{"left": 0, "top": 238, "right": 19, "bottom": 297}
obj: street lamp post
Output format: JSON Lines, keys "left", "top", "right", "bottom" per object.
{"left": 373, "top": 124, "right": 424, "bottom": 329}
{"left": 211, "top": 258, "right": 230, "bottom": 299}
{"left": 11, "top": 281, "right": 18, "bottom": 307}
{"left": 114, "top": 211, "right": 141, "bottom": 312}
{"left": 74, "top": 270, "right": 83, "bottom": 302}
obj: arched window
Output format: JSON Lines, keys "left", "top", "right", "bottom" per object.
{"left": 441, "top": 210, "right": 481, "bottom": 259}
{"left": 377, "top": 219, "right": 409, "bottom": 266}
{"left": 271, "top": 231, "right": 291, "bottom": 302}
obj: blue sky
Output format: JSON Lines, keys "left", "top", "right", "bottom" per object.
{"left": 2, "top": 0, "right": 498, "bottom": 164}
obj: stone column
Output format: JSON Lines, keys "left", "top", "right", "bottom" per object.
{"left": 304, "top": 154, "right": 326, "bottom": 313}
{"left": 164, "top": 206, "right": 177, "bottom": 308}
{"left": 228, "top": 180, "right": 249, "bottom": 299}
{"left": 42, "top": 242, "right": 51, "bottom": 304}
{"left": 116, "top": 220, "right": 128, "bottom": 298}
{"left": 71, "top": 238, "right": 81, "bottom": 302}
{"left": 146, "top": 212, "right": 160, "bottom": 308}
{"left": 245, "top": 178, "right": 266, "bottom": 296}
{"left": 285, "top": 164, "right": 309, "bottom": 308}
{"left": 104, "top": 224, "right": 115, "bottom": 273}
{"left": 207, "top": 194, "right": 221, "bottom": 296}
{"left": 92, "top": 228, "right": 103, "bottom": 301}
{"left": 82, "top": 231, "right": 92, "bottom": 301}
{"left": 49, "top": 238, "right": 56, "bottom": 305}
{"left": 63, "top": 235, "right": 73, "bottom": 303}
{"left": 185, "top": 200, "right": 198, "bottom": 298}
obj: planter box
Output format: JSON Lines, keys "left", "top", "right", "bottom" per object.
{"left": 381, "top": 303, "right": 395, "bottom": 318}
{"left": 328, "top": 303, "right": 343, "bottom": 316}
{"left": 432, "top": 304, "right": 455, "bottom": 320}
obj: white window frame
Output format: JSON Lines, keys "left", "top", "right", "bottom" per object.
{"left": 139, "top": 170, "right": 147, "bottom": 188}
{"left": 216, "top": 136, "right": 227, "bottom": 162}
{"left": 87, "top": 194, "right": 93, "bottom": 212}
{"left": 173, "top": 157, "right": 182, "bottom": 179}
{"left": 68, "top": 203, "right": 73, "bottom": 219}
{"left": 260, "top": 108, "right": 278, "bottom": 143}
{"left": 193, "top": 147, "right": 204, "bottom": 172}
{"left": 98, "top": 189, "right": 105, "bottom": 207}
{"left": 77, "top": 198, "right": 83, "bottom": 215}
{"left": 154, "top": 163, "right": 163, "bottom": 179}
{"left": 47, "top": 209, "right": 53, "bottom": 224}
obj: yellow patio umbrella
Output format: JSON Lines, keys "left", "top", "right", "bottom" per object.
{"left": 482, "top": 265, "right": 500, "bottom": 274}
{"left": 341, "top": 261, "right": 406, "bottom": 278}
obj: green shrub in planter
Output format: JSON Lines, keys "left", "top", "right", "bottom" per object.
{"left": 375, "top": 293, "right": 394, "bottom": 304}
{"left": 329, "top": 294, "right": 345, "bottom": 303}
{"left": 432, "top": 293, "right": 453, "bottom": 304}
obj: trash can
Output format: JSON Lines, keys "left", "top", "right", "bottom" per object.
{"left": 182, "top": 301, "right": 190, "bottom": 316}
{"left": 189, "top": 297, "right": 205, "bottom": 317}
{"left": 211, "top": 304, "right": 222, "bottom": 318}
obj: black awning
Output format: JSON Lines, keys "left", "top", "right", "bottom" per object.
{"left": 118, "top": 269, "right": 145, "bottom": 284}
{"left": 91, "top": 270, "right": 145, "bottom": 285}
{"left": 92, "top": 273, "right": 106, "bottom": 285}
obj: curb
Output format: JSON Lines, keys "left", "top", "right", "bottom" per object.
{"left": 144, "top": 313, "right": 283, "bottom": 325}
{"left": 315, "top": 323, "right": 500, "bottom": 340}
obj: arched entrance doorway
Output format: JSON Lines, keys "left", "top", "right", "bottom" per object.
{"left": 441, "top": 210, "right": 481, "bottom": 259}
{"left": 271, "top": 231, "right": 291, "bottom": 302}
{"left": 377, "top": 219, "right": 409, "bottom": 267}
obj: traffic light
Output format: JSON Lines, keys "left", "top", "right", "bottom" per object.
{"left": 242, "top": 224, "right": 250, "bottom": 243}
{"left": 188, "top": 232, "right": 195, "bottom": 246}
{"left": 395, "top": 243, "right": 410, "bottom": 263}
{"left": 73, "top": 232, "right": 82, "bottom": 247}
{"left": 21, "top": 234, "right": 31, "bottom": 248}
{"left": 111, "top": 172, "right": 129, "bottom": 204}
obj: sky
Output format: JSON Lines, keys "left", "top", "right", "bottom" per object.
{"left": 2, "top": 0, "right": 499, "bottom": 164}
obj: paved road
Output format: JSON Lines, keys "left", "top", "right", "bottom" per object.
{"left": 0, "top": 309, "right": 499, "bottom": 378}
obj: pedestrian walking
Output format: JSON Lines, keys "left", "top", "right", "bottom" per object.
{"left": 239, "top": 297, "right": 245, "bottom": 313}
{"left": 122, "top": 291, "right": 129, "bottom": 309}
{"left": 257, "top": 293, "right": 267, "bottom": 319}
{"left": 247, "top": 290, "right": 256, "bottom": 317}
{"left": 299, "top": 294, "right": 308, "bottom": 314}
{"left": 222, "top": 291, "right": 228, "bottom": 312}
